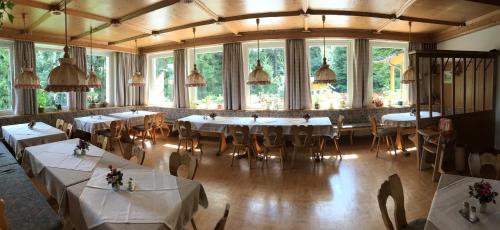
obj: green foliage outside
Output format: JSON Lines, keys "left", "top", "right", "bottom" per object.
{"left": 0, "top": 47, "right": 12, "bottom": 110}
{"left": 86, "top": 55, "right": 107, "bottom": 103}
{"left": 35, "top": 49, "right": 67, "bottom": 108}
{"left": 372, "top": 47, "right": 404, "bottom": 98}
{"left": 155, "top": 56, "right": 174, "bottom": 103}
{"left": 309, "top": 46, "right": 348, "bottom": 93}
{"left": 248, "top": 47, "right": 285, "bottom": 109}
{"left": 191, "top": 52, "right": 223, "bottom": 109}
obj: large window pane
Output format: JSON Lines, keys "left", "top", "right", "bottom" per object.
{"left": 189, "top": 52, "right": 223, "bottom": 109}
{"left": 247, "top": 47, "right": 285, "bottom": 110}
{"left": 309, "top": 45, "right": 348, "bottom": 109}
{"left": 86, "top": 55, "right": 108, "bottom": 103}
{"left": 371, "top": 47, "right": 405, "bottom": 105}
{"left": 36, "top": 49, "right": 68, "bottom": 108}
{"left": 0, "top": 47, "right": 12, "bottom": 110}
{"left": 155, "top": 56, "right": 174, "bottom": 106}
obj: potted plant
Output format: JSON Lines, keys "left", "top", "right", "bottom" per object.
{"left": 303, "top": 113, "right": 311, "bottom": 122}
{"left": 251, "top": 114, "right": 258, "bottom": 122}
{"left": 38, "top": 106, "right": 45, "bottom": 113}
{"left": 372, "top": 97, "right": 384, "bottom": 108}
{"left": 106, "top": 165, "right": 123, "bottom": 191}
{"left": 469, "top": 180, "right": 498, "bottom": 213}
{"left": 100, "top": 101, "right": 108, "bottom": 108}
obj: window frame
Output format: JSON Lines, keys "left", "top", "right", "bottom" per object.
{"left": 242, "top": 40, "right": 287, "bottom": 110}
{"left": 186, "top": 45, "right": 224, "bottom": 109}
{"left": 306, "top": 38, "right": 354, "bottom": 109}
{"left": 369, "top": 40, "right": 409, "bottom": 106}
{"left": 147, "top": 51, "right": 174, "bottom": 107}
{"left": 86, "top": 48, "right": 112, "bottom": 104}
{"left": 35, "top": 44, "right": 70, "bottom": 109}
{"left": 0, "top": 40, "right": 14, "bottom": 115}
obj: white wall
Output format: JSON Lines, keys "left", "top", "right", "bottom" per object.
{"left": 438, "top": 25, "right": 500, "bottom": 148}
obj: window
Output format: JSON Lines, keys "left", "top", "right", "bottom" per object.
{"left": 0, "top": 45, "right": 12, "bottom": 111}
{"left": 86, "top": 53, "right": 109, "bottom": 103}
{"left": 244, "top": 41, "right": 285, "bottom": 110}
{"left": 187, "top": 46, "right": 223, "bottom": 109}
{"left": 308, "top": 39, "right": 352, "bottom": 109}
{"left": 151, "top": 55, "right": 174, "bottom": 107}
{"left": 36, "top": 47, "right": 68, "bottom": 108}
{"left": 370, "top": 42, "right": 408, "bottom": 106}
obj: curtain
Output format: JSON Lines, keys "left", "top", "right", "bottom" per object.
{"left": 352, "top": 39, "right": 370, "bottom": 108}
{"left": 222, "top": 43, "right": 245, "bottom": 110}
{"left": 13, "top": 40, "right": 38, "bottom": 115}
{"left": 284, "top": 39, "right": 311, "bottom": 110}
{"left": 113, "top": 52, "right": 144, "bottom": 106}
{"left": 69, "top": 46, "right": 87, "bottom": 110}
{"left": 173, "top": 49, "right": 189, "bottom": 108}
{"left": 408, "top": 42, "right": 437, "bottom": 105}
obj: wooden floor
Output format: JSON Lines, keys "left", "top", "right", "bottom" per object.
{"left": 35, "top": 134, "right": 438, "bottom": 230}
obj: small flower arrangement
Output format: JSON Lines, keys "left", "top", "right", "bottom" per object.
{"left": 372, "top": 97, "right": 384, "bottom": 107}
{"left": 106, "top": 165, "right": 123, "bottom": 191}
{"left": 74, "top": 139, "right": 90, "bottom": 156}
{"left": 130, "top": 108, "right": 137, "bottom": 114}
{"left": 303, "top": 113, "right": 311, "bottom": 122}
{"left": 27, "top": 120, "right": 36, "bottom": 129}
{"left": 251, "top": 114, "right": 258, "bottom": 121}
{"left": 209, "top": 113, "right": 217, "bottom": 120}
{"left": 469, "top": 180, "right": 498, "bottom": 204}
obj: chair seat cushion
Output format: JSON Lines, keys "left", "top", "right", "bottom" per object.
{"left": 402, "top": 218, "right": 427, "bottom": 230}
{"left": 133, "top": 125, "right": 149, "bottom": 131}
{"left": 377, "top": 128, "right": 396, "bottom": 136}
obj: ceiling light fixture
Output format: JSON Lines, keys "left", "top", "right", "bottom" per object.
{"left": 45, "top": 0, "right": 88, "bottom": 92}
{"left": 86, "top": 25, "right": 101, "bottom": 88}
{"left": 128, "top": 39, "right": 145, "bottom": 86}
{"left": 14, "top": 12, "right": 41, "bottom": 89}
{"left": 185, "top": 27, "right": 206, "bottom": 87}
{"left": 247, "top": 18, "right": 270, "bottom": 85}
{"left": 313, "top": 15, "right": 336, "bottom": 84}
{"left": 401, "top": 21, "right": 415, "bottom": 84}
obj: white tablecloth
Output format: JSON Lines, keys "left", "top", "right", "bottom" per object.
{"left": 381, "top": 111, "right": 441, "bottom": 127}
{"left": 73, "top": 115, "right": 121, "bottom": 134}
{"left": 426, "top": 175, "right": 500, "bottom": 230}
{"left": 178, "top": 115, "right": 335, "bottom": 137}
{"left": 108, "top": 111, "right": 158, "bottom": 127}
{"left": 80, "top": 168, "right": 182, "bottom": 229}
{"left": 2, "top": 122, "right": 67, "bottom": 159}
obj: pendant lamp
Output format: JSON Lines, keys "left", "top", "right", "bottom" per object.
{"left": 247, "top": 18, "right": 270, "bottom": 85}
{"left": 128, "top": 39, "right": 145, "bottom": 86}
{"left": 313, "top": 15, "right": 336, "bottom": 84}
{"left": 401, "top": 21, "right": 415, "bottom": 84}
{"left": 14, "top": 13, "right": 40, "bottom": 89}
{"left": 185, "top": 27, "right": 206, "bottom": 87}
{"left": 45, "top": 0, "right": 88, "bottom": 92}
{"left": 87, "top": 26, "right": 101, "bottom": 88}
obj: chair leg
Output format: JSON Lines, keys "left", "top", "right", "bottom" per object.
{"left": 334, "top": 138, "right": 342, "bottom": 159}
{"left": 117, "top": 140, "right": 124, "bottom": 156}
{"left": 370, "top": 136, "right": 377, "bottom": 151}
{"left": 376, "top": 137, "right": 381, "bottom": 158}
{"left": 231, "top": 146, "right": 236, "bottom": 166}
{"left": 390, "top": 137, "right": 397, "bottom": 157}
{"left": 177, "top": 139, "right": 182, "bottom": 153}
{"left": 280, "top": 147, "right": 284, "bottom": 169}
{"left": 292, "top": 147, "right": 297, "bottom": 168}
{"left": 247, "top": 146, "right": 253, "bottom": 169}
{"left": 191, "top": 218, "right": 197, "bottom": 230}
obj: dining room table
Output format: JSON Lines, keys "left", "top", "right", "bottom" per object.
{"left": 108, "top": 110, "right": 158, "bottom": 128}
{"left": 2, "top": 122, "right": 68, "bottom": 159}
{"left": 74, "top": 115, "right": 121, "bottom": 135}
{"left": 177, "top": 115, "right": 335, "bottom": 155}
{"left": 424, "top": 174, "right": 500, "bottom": 230}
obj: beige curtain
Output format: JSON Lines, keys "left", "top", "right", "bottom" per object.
{"left": 13, "top": 40, "right": 38, "bottom": 115}
{"left": 352, "top": 39, "right": 370, "bottom": 108}
{"left": 173, "top": 49, "right": 189, "bottom": 108}
{"left": 222, "top": 42, "right": 245, "bottom": 110}
{"left": 409, "top": 42, "right": 437, "bottom": 105}
{"left": 113, "top": 52, "right": 144, "bottom": 106}
{"left": 69, "top": 46, "right": 87, "bottom": 110}
{"left": 285, "top": 39, "right": 311, "bottom": 110}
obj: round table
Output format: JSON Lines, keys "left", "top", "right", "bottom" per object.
{"left": 381, "top": 111, "right": 441, "bottom": 151}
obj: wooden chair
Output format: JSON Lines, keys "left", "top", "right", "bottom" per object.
{"left": 169, "top": 151, "right": 198, "bottom": 180}
{"left": 377, "top": 174, "right": 426, "bottom": 230}
{"left": 291, "top": 125, "right": 313, "bottom": 167}
{"left": 123, "top": 142, "right": 145, "bottom": 165}
{"left": 62, "top": 122, "right": 73, "bottom": 138}
{"left": 214, "top": 203, "right": 230, "bottom": 230}
{"left": 130, "top": 115, "right": 154, "bottom": 145}
{"left": 262, "top": 126, "right": 285, "bottom": 169}
{"left": 0, "top": 199, "right": 6, "bottom": 230}
{"left": 153, "top": 112, "right": 170, "bottom": 138}
{"left": 369, "top": 116, "right": 397, "bottom": 158}
{"left": 468, "top": 152, "right": 500, "bottom": 180}
{"left": 229, "top": 125, "right": 254, "bottom": 168}
{"left": 418, "top": 118, "right": 453, "bottom": 181}
{"left": 95, "top": 135, "right": 108, "bottom": 150}
{"left": 333, "top": 115, "right": 345, "bottom": 159}
{"left": 98, "top": 120, "right": 125, "bottom": 155}
{"left": 176, "top": 121, "right": 204, "bottom": 159}
{"left": 55, "top": 119, "right": 65, "bottom": 130}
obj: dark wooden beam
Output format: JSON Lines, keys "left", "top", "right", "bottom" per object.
{"left": 466, "top": 0, "right": 500, "bottom": 6}
{"left": 24, "top": 0, "right": 72, "bottom": 32}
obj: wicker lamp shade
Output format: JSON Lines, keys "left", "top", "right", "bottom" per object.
{"left": 87, "top": 71, "right": 102, "bottom": 88}
{"left": 15, "top": 67, "right": 40, "bottom": 89}
{"left": 185, "top": 65, "right": 206, "bottom": 87}
{"left": 128, "top": 71, "right": 145, "bottom": 86}
{"left": 401, "top": 66, "right": 416, "bottom": 84}
{"left": 45, "top": 52, "right": 89, "bottom": 92}
{"left": 313, "top": 58, "right": 337, "bottom": 84}
{"left": 247, "top": 60, "right": 270, "bottom": 85}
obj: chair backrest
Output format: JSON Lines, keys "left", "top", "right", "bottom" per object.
{"left": 262, "top": 126, "right": 284, "bottom": 147}
{"left": 336, "top": 115, "right": 345, "bottom": 137}
{"left": 155, "top": 113, "right": 164, "bottom": 127}
{"left": 214, "top": 203, "right": 231, "bottom": 230}
{"left": 291, "top": 125, "right": 313, "bottom": 147}
{"left": 377, "top": 174, "right": 408, "bottom": 230}
{"left": 169, "top": 152, "right": 198, "bottom": 180}
{"left": 369, "top": 115, "right": 378, "bottom": 136}
{"left": 469, "top": 152, "right": 500, "bottom": 179}
{"left": 96, "top": 135, "right": 108, "bottom": 150}
{"left": 177, "top": 121, "right": 193, "bottom": 138}
{"left": 63, "top": 122, "right": 73, "bottom": 138}
{"left": 55, "top": 119, "right": 64, "bottom": 130}
{"left": 110, "top": 120, "right": 124, "bottom": 139}
{"left": 143, "top": 115, "right": 154, "bottom": 129}
{"left": 123, "top": 143, "right": 145, "bottom": 165}
{"left": 229, "top": 125, "right": 250, "bottom": 146}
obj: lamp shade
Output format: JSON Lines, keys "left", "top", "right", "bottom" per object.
{"left": 313, "top": 60, "right": 336, "bottom": 84}
{"left": 401, "top": 65, "right": 415, "bottom": 84}
{"left": 185, "top": 64, "right": 206, "bottom": 87}
{"left": 128, "top": 71, "right": 145, "bottom": 86}
{"left": 87, "top": 71, "right": 102, "bottom": 88}
{"left": 45, "top": 56, "right": 89, "bottom": 92}
{"left": 247, "top": 60, "right": 270, "bottom": 85}
{"left": 14, "top": 67, "right": 40, "bottom": 89}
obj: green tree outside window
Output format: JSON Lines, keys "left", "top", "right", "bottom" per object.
{"left": 0, "top": 47, "right": 12, "bottom": 110}
{"left": 35, "top": 49, "right": 68, "bottom": 108}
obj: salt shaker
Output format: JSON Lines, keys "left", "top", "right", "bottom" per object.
{"left": 469, "top": 206, "right": 478, "bottom": 222}
{"left": 463, "top": 202, "right": 470, "bottom": 216}
{"left": 127, "top": 178, "right": 135, "bottom": 191}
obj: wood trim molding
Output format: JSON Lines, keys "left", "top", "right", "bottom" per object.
{"left": 433, "top": 9, "right": 500, "bottom": 42}
{"left": 140, "top": 28, "right": 432, "bottom": 53}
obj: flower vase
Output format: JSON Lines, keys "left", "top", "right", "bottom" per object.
{"left": 73, "top": 149, "right": 80, "bottom": 156}
{"left": 81, "top": 149, "right": 86, "bottom": 156}
{"left": 253, "top": 118, "right": 257, "bottom": 122}
{"left": 480, "top": 203, "right": 488, "bottom": 213}
{"left": 112, "top": 184, "right": 120, "bottom": 191}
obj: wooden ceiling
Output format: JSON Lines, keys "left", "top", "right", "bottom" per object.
{"left": 0, "top": 0, "right": 499, "bottom": 53}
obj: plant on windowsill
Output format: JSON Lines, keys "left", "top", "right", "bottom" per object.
{"left": 314, "top": 101, "right": 320, "bottom": 110}
{"left": 100, "top": 101, "right": 108, "bottom": 108}
{"left": 87, "top": 95, "right": 98, "bottom": 108}
{"left": 372, "top": 97, "right": 384, "bottom": 108}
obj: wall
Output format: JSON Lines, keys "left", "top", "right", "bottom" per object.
{"left": 437, "top": 24, "right": 500, "bottom": 149}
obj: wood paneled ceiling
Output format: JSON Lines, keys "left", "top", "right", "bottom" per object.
{"left": 1, "top": 0, "right": 499, "bottom": 53}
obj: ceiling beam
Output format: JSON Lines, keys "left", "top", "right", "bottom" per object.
{"left": 71, "top": 0, "right": 180, "bottom": 41}
{"left": 192, "top": 0, "right": 238, "bottom": 35}
{"left": 466, "top": 0, "right": 500, "bottom": 6}
{"left": 376, "top": 0, "right": 417, "bottom": 33}
{"left": 140, "top": 28, "right": 433, "bottom": 53}
{"left": 433, "top": 9, "right": 500, "bottom": 42}
{"left": 14, "top": 0, "right": 110, "bottom": 23}
{"left": 25, "top": 0, "right": 71, "bottom": 32}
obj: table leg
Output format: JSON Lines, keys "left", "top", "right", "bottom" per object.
{"left": 216, "top": 133, "right": 227, "bottom": 156}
